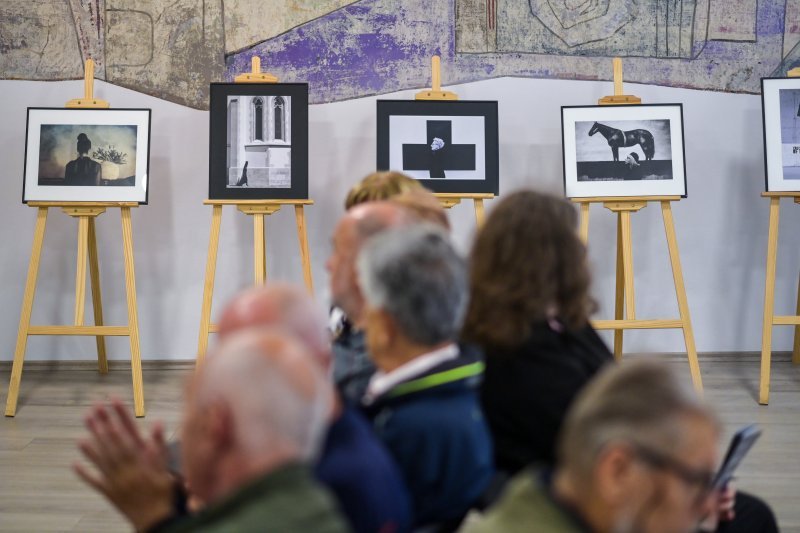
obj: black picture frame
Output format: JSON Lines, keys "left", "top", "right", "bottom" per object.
{"left": 209, "top": 83, "right": 309, "bottom": 200}
{"left": 376, "top": 100, "right": 499, "bottom": 194}
{"left": 23, "top": 107, "right": 152, "bottom": 204}
{"left": 561, "top": 103, "right": 688, "bottom": 198}
{"left": 761, "top": 77, "right": 800, "bottom": 193}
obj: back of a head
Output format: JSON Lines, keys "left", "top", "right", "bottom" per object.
{"left": 195, "top": 329, "right": 332, "bottom": 461}
{"left": 357, "top": 224, "right": 466, "bottom": 346}
{"left": 217, "top": 283, "right": 330, "bottom": 368}
{"left": 345, "top": 171, "right": 425, "bottom": 210}
{"left": 557, "top": 360, "right": 719, "bottom": 478}
{"left": 463, "top": 189, "right": 594, "bottom": 350}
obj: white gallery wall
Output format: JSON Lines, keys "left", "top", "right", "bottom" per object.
{"left": 0, "top": 76, "right": 798, "bottom": 361}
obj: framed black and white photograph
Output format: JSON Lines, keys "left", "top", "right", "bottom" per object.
{"left": 209, "top": 83, "right": 308, "bottom": 200}
{"left": 23, "top": 108, "right": 151, "bottom": 203}
{"left": 561, "top": 104, "right": 687, "bottom": 198}
{"left": 762, "top": 77, "right": 800, "bottom": 192}
{"left": 376, "top": 100, "right": 499, "bottom": 194}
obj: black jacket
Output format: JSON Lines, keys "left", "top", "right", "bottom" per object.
{"left": 479, "top": 322, "right": 613, "bottom": 475}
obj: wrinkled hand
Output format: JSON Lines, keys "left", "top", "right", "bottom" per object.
{"left": 73, "top": 399, "right": 176, "bottom": 531}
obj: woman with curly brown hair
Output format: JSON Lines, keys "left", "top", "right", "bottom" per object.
{"left": 462, "top": 189, "right": 613, "bottom": 476}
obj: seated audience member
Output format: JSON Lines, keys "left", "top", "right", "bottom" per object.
{"left": 344, "top": 170, "right": 424, "bottom": 210}
{"left": 74, "top": 330, "right": 348, "bottom": 533}
{"left": 462, "top": 190, "right": 613, "bottom": 474}
{"left": 217, "top": 284, "right": 412, "bottom": 533}
{"left": 465, "top": 360, "right": 722, "bottom": 533}
{"left": 461, "top": 190, "right": 778, "bottom": 533}
{"left": 328, "top": 201, "right": 412, "bottom": 403}
{"left": 356, "top": 224, "right": 493, "bottom": 529}
{"left": 332, "top": 174, "right": 450, "bottom": 405}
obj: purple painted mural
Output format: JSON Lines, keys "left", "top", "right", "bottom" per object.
{"left": 3, "top": 0, "right": 800, "bottom": 108}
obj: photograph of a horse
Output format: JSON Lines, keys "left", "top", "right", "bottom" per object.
{"left": 588, "top": 122, "right": 654, "bottom": 161}
{"left": 576, "top": 119, "right": 673, "bottom": 181}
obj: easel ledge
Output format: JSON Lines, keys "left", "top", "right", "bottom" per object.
{"left": 203, "top": 199, "right": 314, "bottom": 205}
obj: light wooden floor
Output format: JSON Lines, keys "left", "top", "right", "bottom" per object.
{"left": 1, "top": 354, "right": 799, "bottom": 532}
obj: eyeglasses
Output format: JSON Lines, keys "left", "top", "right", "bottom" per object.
{"left": 632, "top": 443, "right": 717, "bottom": 504}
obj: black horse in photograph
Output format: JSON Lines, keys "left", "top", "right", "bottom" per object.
{"left": 588, "top": 122, "right": 655, "bottom": 162}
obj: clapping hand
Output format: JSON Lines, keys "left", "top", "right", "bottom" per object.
{"left": 73, "top": 399, "right": 176, "bottom": 531}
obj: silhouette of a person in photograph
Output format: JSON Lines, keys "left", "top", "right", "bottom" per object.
{"left": 236, "top": 160, "right": 249, "bottom": 187}
{"left": 64, "top": 133, "right": 101, "bottom": 186}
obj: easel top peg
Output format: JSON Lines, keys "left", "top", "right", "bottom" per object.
{"left": 416, "top": 56, "right": 458, "bottom": 101}
{"left": 598, "top": 58, "right": 642, "bottom": 106}
{"left": 66, "top": 59, "right": 110, "bottom": 109}
{"left": 234, "top": 56, "right": 279, "bottom": 84}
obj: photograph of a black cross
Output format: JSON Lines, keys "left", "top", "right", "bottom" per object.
{"left": 402, "top": 120, "right": 476, "bottom": 178}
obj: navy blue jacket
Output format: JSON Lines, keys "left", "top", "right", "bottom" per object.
{"left": 315, "top": 405, "right": 412, "bottom": 533}
{"left": 362, "top": 348, "right": 494, "bottom": 528}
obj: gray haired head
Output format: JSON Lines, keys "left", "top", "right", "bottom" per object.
{"left": 357, "top": 224, "right": 467, "bottom": 346}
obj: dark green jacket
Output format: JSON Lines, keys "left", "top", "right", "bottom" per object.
{"left": 464, "top": 468, "right": 588, "bottom": 533}
{"left": 163, "top": 463, "right": 350, "bottom": 533}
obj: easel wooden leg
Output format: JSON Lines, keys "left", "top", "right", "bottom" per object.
{"left": 613, "top": 214, "right": 625, "bottom": 360}
{"left": 619, "top": 211, "right": 636, "bottom": 320}
{"left": 294, "top": 205, "right": 314, "bottom": 295}
{"left": 121, "top": 207, "right": 145, "bottom": 417}
{"left": 793, "top": 270, "right": 800, "bottom": 365}
{"left": 473, "top": 199, "right": 486, "bottom": 227}
{"left": 759, "top": 198, "right": 781, "bottom": 404}
{"left": 579, "top": 203, "right": 590, "bottom": 244}
{"left": 6, "top": 207, "right": 48, "bottom": 417}
{"left": 661, "top": 202, "right": 703, "bottom": 393}
{"left": 197, "top": 205, "right": 222, "bottom": 364}
{"left": 253, "top": 214, "right": 266, "bottom": 285}
{"left": 74, "top": 216, "right": 89, "bottom": 326}
{"left": 88, "top": 218, "right": 108, "bottom": 373}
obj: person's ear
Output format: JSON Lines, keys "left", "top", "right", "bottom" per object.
{"left": 594, "top": 443, "right": 644, "bottom": 507}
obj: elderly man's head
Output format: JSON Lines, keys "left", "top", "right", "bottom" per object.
{"left": 554, "top": 360, "right": 720, "bottom": 533}
{"left": 181, "top": 330, "right": 331, "bottom": 505}
{"left": 356, "top": 224, "right": 467, "bottom": 370}
{"left": 217, "top": 283, "right": 330, "bottom": 371}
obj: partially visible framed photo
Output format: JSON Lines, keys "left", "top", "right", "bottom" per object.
{"left": 762, "top": 77, "right": 800, "bottom": 192}
{"left": 209, "top": 83, "right": 308, "bottom": 200}
{"left": 376, "top": 100, "right": 499, "bottom": 194}
{"left": 561, "top": 104, "right": 687, "bottom": 198}
{"left": 23, "top": 108, "right": 151, "bottom": 203}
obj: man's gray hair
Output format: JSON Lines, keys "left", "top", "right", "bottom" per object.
{"left": 557, "top": 359, "right": 720, "bottom": 476}
{"left": 356, "top": 224, "right": 467, "bottom": 346}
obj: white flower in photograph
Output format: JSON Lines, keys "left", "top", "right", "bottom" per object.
{"left": 431, "top": 137, "right": 445, "bottom": 151}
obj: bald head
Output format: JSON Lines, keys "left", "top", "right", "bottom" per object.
{"left": 183, "top": 329, "right": 332, "bottom": 503}
{"left": 217, "top": 284, "right": 330, "bottom": 370}
{"left": 327, "top": 202, "right": 412, "bottom": 323}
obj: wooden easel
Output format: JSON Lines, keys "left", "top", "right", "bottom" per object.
{"left": 757, "top": 67, "right": 800, "bottom": 404}
{"left": 416, "top": 56, "right": 494, "bottom": 225}
{"left": 6, "top": 60, "right": 145, "bottom": 417}
{"left": 196, "top": 57, "right": 314, "bottom": 363}
{"left": 574, "top": 58, "right": 703, "bottom": 392}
